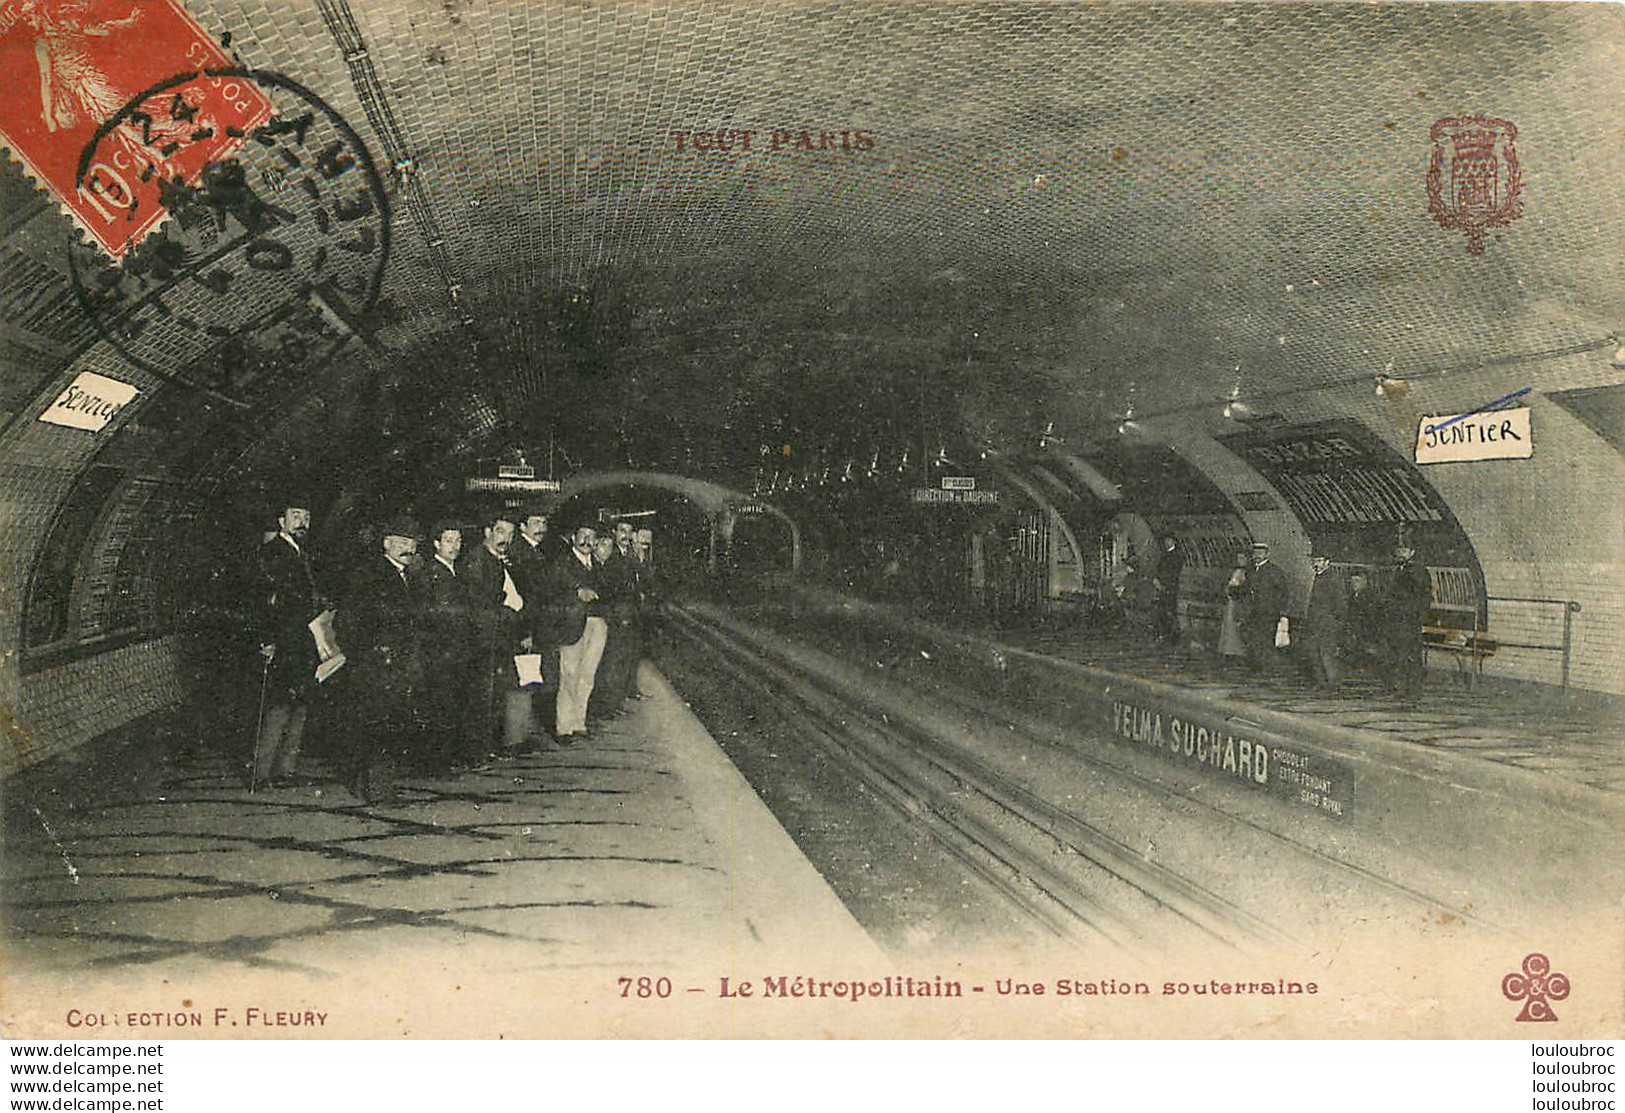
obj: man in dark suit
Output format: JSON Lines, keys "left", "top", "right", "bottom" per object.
{"left": 335, "top": 517, "right": 423, "bottom": 805}
{"left": 509, "top": 508, "right": 557, "bottom": 746}
{"left": 251, "top": 501, "right": 322, "bottom": 790}
{"left": 415, "top": 521, "right": 477, "bottom": 771}
{"left": 1241, "top": 541, "right": 1290, "bottom": 673}
{"left": 1386, "top": 544, "right": 1432, "bottom": 698}
{"left": 628, "top": 526, "right": 659, "bottom": 689}
{"left": 1342, "top": 569, "right": 1386, "bottom": 677}
{"left": 463, "top": 512, "right": 534, "bottom": 756}
{"left": 1153, "top": 536, "right": 1185, "bottom": 647}
{"left": 1298, "top": 554, "right": 1348, "bottom": 691}
{"left": 592, "top": 519, "right": 641, "bottom": 715}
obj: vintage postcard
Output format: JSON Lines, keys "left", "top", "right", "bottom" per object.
{"left": 0, "top": 0, "right": 1621, "bottom": 1043}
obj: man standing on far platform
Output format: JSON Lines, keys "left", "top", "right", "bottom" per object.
{"left": 1342, "top": 569, "right": 1386, "bottom": 677}
{"left": 1387, "top": 543, "right": 1432, "bottom": 699}
{"left": 1153, "top": 536, "right": 1185, "bottom": 647}
{"left": 1241, "top": 541, "right": 1290, "bottom": 673}
{"left": 1299, "top": 554, "right": 1348, "bottom": 692}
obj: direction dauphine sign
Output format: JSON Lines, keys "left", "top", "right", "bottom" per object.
{"left": 466, "top": 477, "right": 562, "bottom": 493}
{"left": 1415, "top": 407, "right": 1532, "bottom": 464}
{"left": 912, "top": 488, "right": 999, "bottom": 504}
{"left": 38, "top": 371, "right": 140, "bottom": 432}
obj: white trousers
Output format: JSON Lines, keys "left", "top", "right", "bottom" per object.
{"left": 556, "top": 616, "right": 608, "bottom": 735}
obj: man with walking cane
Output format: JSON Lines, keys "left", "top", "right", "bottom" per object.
{"left": 250, "top": 500, "right": 323, "bottom": 791}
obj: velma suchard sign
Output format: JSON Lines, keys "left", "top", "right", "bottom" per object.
{"left": 39, "top": 372, "right": 140, "bottom": 432}
{"left": 1109, "top": 698, "right": 1353, "bottom": 819}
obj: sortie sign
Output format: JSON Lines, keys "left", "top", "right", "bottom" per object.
{"left": 39, "top": 371, "right": 140, "bottom": 432}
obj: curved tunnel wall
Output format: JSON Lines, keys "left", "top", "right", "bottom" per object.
{"left": 1268, "top": 352, "right": 1624, "bottom": 694}
{"left": 1144, "top": 352, "right": 1624, "bottom": 694}
{"left": 1, "top": 363, "right": 186, "bottom": 777}
{"left": 3, "top": 349, "right": 1621, "bottom": 781}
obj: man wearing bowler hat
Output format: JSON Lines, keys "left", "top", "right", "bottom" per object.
{"left": 335, "top": 514, "right": 424, "bottom": 804}
{"left": 1299, "top": 554, "right": 1348, "bottom": 692}
{"left": 1240, "top": 541, "right": 1290, "bottom": 673}
{"left": 250, "top": 497, "right": 322, "bottom": 789}
{"left": 1386, "top": 542, "right": 1432, "bottom": 698}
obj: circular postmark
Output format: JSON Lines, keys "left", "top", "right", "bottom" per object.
{"left": 67, "top": 69, "right": 391, "bottom": 406}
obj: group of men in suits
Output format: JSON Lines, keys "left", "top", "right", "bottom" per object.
{"left": 1229, "top": 540, "right": 1431, "bottom": 697}
{"left": 250, "top": 501, "right": 657, "bottom": 804}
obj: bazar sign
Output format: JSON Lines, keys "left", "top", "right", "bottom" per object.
{"left": 1416, "top": 407, "right": 1531, "bottom": 464}
{"left": 39, "top": 371, "right": 140, "bottom": 431}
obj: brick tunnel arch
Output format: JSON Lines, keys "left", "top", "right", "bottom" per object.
{"left": 556, "top": 471, "right": 802, "bottom": 574}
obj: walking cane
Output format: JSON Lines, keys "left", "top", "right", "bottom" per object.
{"left": 248, "top": 655, "right": 271, "bottom": 794}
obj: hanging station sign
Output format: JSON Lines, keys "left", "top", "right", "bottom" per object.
{"left": 38, "top": 371, "right": 140, "bottom": 432}
{"left": 912, "top": 488, "right": 1000, "bottom": 505}
{"left": 911, "top": 474, "right": 998, "bottom": 504}
{"left": 1415, "top": 407, "right": 1532, "bottom": 464}
{"left": 466, "top": 477, "right": 561, "bottom": 493}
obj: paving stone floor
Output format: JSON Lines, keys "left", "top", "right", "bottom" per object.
{"left": 2, "top": 667, "right": 872, "bottom": 982}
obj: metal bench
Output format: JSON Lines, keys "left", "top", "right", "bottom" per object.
{"left": 1421, "top": 566, "right": 1495, "bottom": 689}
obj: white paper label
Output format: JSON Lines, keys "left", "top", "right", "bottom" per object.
{"left": 1415, "top": 406, "right": 1532, "bottom": 464}
{"left": 39, "top": 371, "right": 140, "bottom": 432}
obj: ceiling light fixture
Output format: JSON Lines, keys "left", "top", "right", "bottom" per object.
{"left": 1223, "top": 368, "right": 1253, "bottom": 419}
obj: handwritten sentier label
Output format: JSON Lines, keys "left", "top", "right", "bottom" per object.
{"left": 39, "top": 371, "right": 140, "bottom": 431}
{"left": 1416, "top": 406, "right": 1533, "bottom": 464}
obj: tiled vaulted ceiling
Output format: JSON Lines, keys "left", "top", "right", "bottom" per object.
{"left": 2, "top": 1, "right": 1622, "bottom": 490}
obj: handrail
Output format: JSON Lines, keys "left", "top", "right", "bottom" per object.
{"left": 1485, "top": 595, "right": 1583, "bottom": 689}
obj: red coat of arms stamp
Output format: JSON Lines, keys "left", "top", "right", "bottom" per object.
{"left": 1427, "top": 114, "right": 1523, "bottom": 256}
{"left": 0, "top": 0, "right": 272, "bottom": 258}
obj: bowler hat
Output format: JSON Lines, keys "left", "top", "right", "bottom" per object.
{"left": 381, "top": 514, "right": 421, "bottom": 539}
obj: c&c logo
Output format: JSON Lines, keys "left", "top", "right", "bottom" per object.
{"left": 1503, "top": 953, "right": 1570, "bottom": 1022}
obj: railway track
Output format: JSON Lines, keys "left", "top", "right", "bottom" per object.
{"left": 664, "top": 600, "right": 1496, "bottom": 958}
{"left": 666, "top": 605, "right": 1301, "bottom": 957}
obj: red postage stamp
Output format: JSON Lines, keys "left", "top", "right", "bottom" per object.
{"left": 0, "top": 0, "right": 272, "bottom": 258}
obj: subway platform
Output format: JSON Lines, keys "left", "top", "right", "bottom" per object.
{"left": 791, "top": 588, "right": 1625, "bottom": 796}
{"left": 1, "top": 662, "right": 878, "bottom": 1033}
{"left": 741, "top": 587, "right": 1625, "bottom": 934}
